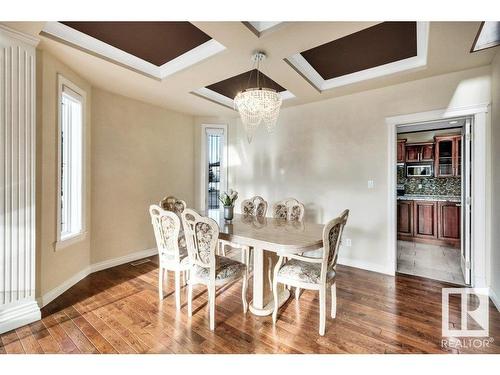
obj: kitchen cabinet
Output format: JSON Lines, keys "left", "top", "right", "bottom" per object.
{"left": 438, "top": 201, "right": 461, "bottom": 247}
{"left": 397, "top": 199, "right": 460, "bottom": 248}
{"left": 397, "top": 140, "right": 406, "bottom": 163}
{"left": 405, "top": 142, "right": 434, "bottom": 163}
{"left": 397, "top": 201, "right": 413, "bottom": 237}
{"left": 413, "top": 201, "right": 438, "bottom": 239}
{"left": 435, "top": 135, "right": 461, "bottom": 177}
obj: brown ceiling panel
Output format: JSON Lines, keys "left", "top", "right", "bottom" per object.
{"left": 300, "top": 22, "right": 417, "bottom": 80}
{"left": 60, "top": 22, "right": 212, "bottom": 66}
{"left": 206, "top": 69, "right": 286, "bottom": 99}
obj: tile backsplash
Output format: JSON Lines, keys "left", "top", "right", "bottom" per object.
{"left": 397, "top": 167, "right": 461, "bottom": 196}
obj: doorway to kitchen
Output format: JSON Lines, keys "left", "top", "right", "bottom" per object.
{"left": 395, "top": 117, "right": 471, "bottom": 285}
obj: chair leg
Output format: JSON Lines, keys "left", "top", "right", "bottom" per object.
{"left": 268, "top": 257, "right": 273, "bottom": 291}
{"left": 296, "top": 287, "right": 301, "bottom": 300}
{"left": 158, "top": 268, "right": 163, "bottom": 300}
{"left": 245, "top": 247, "right": 250, "bottom": 269}
{"left": 187, "top": 281, "right": 193, "bottom": 317}
{"left": 319, "top": 286, "right": 326, "bottom": 336}
{"left": 208, "top": 284, "right": 216, "bottom": 331}
{"left": 220, "top": 241, "right": 226, "bottom": 257}
{"left": 331, "top": 282, "right": 337, "bottom": 319}
{"left": 272, "top": 278, "right": 279, "bottom": 324}
{"left": 174, "top": 271, "right": 181, "bottom": 310}
{"left": 242, "top": 273, "right": 248, "bottom": 313}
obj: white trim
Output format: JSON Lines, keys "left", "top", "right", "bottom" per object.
{"left": 192, "top": 87, "right": 295, "bottom": 110}
{"left": 489, "top": 287, "right": 500, "bottom": 312}
{"left": 55, "top": 74, "right": 87, "bottom": 251}
{"left": 38, "top": 248, "right": 157, "bottom": 308}
{"left": 42, "top": 22, "right": 225, "bottom": 80}
{"left": 385, "top": 103, "right": 490, "bottom": 286}
{"left": 248, "top": 22, "right": 282, "bottom": 33}
{"left": 200, "top": 124, "right": 228, "bottom": 212}
{"left": 0, "top": 301, "right": 41, "bottom": 334}
{"left": 0, "top": 24, "right": 40, "bottom": 47}
{"left": 287, "top": 22, "right": 429, "bottom": 92}
{"left": 337, "top": 256, "right": 394, "bottom": 276}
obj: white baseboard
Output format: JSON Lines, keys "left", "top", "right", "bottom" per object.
{"left": 0, "top": 301, "right": 41, "bottom": 334}
{"left": 38, "top": 248, "right": 157, "bottom": 308}
{"left": 490, "top": 287, "right": 500, "bottom": 312}
{"left": 90, "top": 248, "right": 157, "bottom": 273}
{"left": 338, "top": 256, "right": 394, "bottom": 276}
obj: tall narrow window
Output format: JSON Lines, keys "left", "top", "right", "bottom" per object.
{"left": 58, "top": 76, "right": 85, "bottom": 245}
{"left": 203, "top": 126, "right": 226, "bottom": 211}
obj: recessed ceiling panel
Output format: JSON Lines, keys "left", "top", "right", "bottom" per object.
{"left": 301, "top": 22, "right": 418, "bottom": 80}
{"left": 60, "top": 21, "right": 212, "bottom": 66}
{"left": 206, "top": 69, "right": 286, "bottom": 99}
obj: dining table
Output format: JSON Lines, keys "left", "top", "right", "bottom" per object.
{"left": 206, "top": 210, "right": 325, "bottom": 316}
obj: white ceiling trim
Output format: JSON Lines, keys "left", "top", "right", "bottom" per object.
{"left": 191, "top": 86, "right": 295, "bottom": 110}
{"left": 41, "top": 22, "right": 225, "bottom": 80}
{"left": 248, "top": 22, "right": 282, "bottom": 33}
{"left": 286, "top": 21, "right": 430, "bottom": 92}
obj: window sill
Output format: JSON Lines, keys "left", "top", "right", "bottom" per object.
{"left": 53, "top": 231, "right": 88, "bottom": 252}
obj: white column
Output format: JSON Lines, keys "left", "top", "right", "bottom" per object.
{"left": 0, "top": 25, "right": 40, "bottom": 334}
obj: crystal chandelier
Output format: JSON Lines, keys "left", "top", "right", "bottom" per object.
{"left": 234, "top": 52, "right": 282, "bottom": 143}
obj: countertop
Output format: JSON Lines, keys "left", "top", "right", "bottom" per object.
{"left": 397, "top": 194, "right": 461, "bottom": 203}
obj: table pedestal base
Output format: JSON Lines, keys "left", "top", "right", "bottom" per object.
{"left": 249, "top": 288, "right": 290, "bottom": 316}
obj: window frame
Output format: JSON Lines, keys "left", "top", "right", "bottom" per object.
{"left": 54, "top": 74, "right": 87, "bottom": 251}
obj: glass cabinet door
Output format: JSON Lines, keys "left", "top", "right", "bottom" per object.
{"left": 437, "top": 139, "right": 454, "bottom": 176}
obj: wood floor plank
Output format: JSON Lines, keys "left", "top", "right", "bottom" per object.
{"left": 1, "top": 330, "right": 25, "bottom": 354}
{"left": 2, "top": 257, "right": 499, "bottom": 354}
{"left": 15, "top": 325, "right": 43, "bottom": 354}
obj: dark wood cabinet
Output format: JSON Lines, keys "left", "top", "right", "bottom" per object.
{"left": 405, "top": 145, "right": 420, "bottom": 162}
{"left": 435, "top": 135, "right": 461, "bottom": 177}
{"left": 397, "top": 199, "right": 460, "bottom": 248}
{"left": 397, "top": 201, "right": 413, "bottom": 237}
{"left": 420, "top": 143, "right": 434, "bottom": 161}
{"left": 397, "top": 140, "right": 406, "bottom": 163}
{"left": 438, "top": 201, "right": 461, "bottom": 247}
{"left": 405, "top": 142, "right": 434, "bottom": 163}
{"left": 413, "top": 201, "right": 438, "bottom": 239}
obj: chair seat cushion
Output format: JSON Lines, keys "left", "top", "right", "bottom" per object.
{"left": 192, "top": 256, "right": 246, "bottom": 281}
{"left": 278, "top": 259, "right": 335, "bottom": 284}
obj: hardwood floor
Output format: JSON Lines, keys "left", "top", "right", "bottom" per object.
{"left": 1, "top": 254, "right": 499, "bottom": 354}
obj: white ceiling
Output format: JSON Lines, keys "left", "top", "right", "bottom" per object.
{"left": 2, "top": 21, "right": 498, "bottom": 117}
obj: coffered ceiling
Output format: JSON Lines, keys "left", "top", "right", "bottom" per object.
{"left": 1, "top": 21, "right": 497, "bottom": 117}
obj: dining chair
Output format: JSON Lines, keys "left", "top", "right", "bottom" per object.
{"left": 160, "top": 195, "right": 186, "bottom": 215}
{"left": 272, "top": 198, "right": 305, "bottom": 221}
{"left": 181, "top": 209, "right": 248, "bottom": 331}
{"left": 149, "top": 205, "right": 190, "bottom": 310}
{"left": 272, "top": 209, "right": 349, "bottom": 336}
{"left": 219, "top": 196, "right": 268, "bottom": 268}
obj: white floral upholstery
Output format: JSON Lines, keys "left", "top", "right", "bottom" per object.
{"left": 277, "top": 259, "right": 335, "bottom": 284}
{"left": 160, "top": 196, "right": 186, "bottom": 215}
{"left": 192, "top": 256, "right": 246, "bottom": 281}
{"left": 272, "top": 198, "right": 304, "bottom": 221}
{"left": 241, "top": 196, "right": 268, "bottom": 217}
{"left": 195, "top": 221, "right": 216, "bottom": 264}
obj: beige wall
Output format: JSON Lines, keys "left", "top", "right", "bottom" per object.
{"left": 36, "top": 49, "right": 92, "bottom": 297}
{"left": 491, "top": 51, "right": 500, "bottom": 303}
{"left": 227, "top": 66, "right": 491, "bottom": 274}
{"left": 90, "top": 88, "right": 195, "bottom": 264}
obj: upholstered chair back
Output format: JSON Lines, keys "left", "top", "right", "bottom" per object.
{"left": 322, "top": 209, "right": 349, "bottom": 271}
{"left": 272, "top": 198, "right": 305, "bottom": 221}
{"left": 160, "top": 196, "right": 186, "bottom": 216}
{"left": 181, "top": 209, "right": 218, "bottom": 270}
{"left": 241, "top": 196, "right": 268, "bottom": 217}
{"left": 149, "top": 205, "right": 182, "bottom": 264}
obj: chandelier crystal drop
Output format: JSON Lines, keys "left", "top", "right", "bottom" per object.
{"left": 234, "top": 52, "right": 282, "bottom": 143}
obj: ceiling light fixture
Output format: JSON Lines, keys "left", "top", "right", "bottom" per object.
{"left": 234, "top": 51, "right": 282, "bottom": 143}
